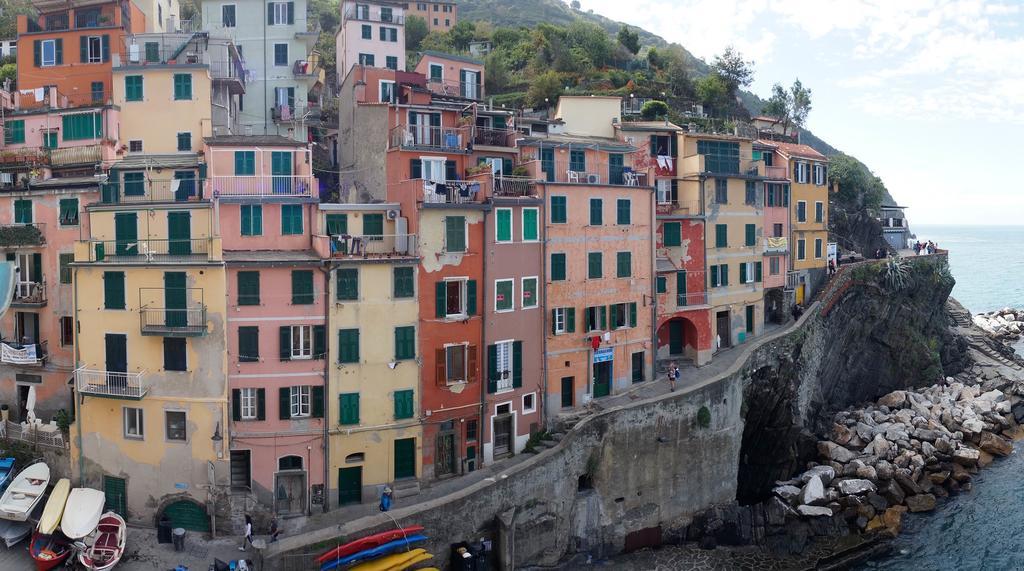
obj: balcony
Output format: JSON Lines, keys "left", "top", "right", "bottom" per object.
{"left": 675, "top": 292, "right": 709, "bottom": 308}
{"left": 473, "top": 127, "right": 514, "bottom": 148}
{"left": 426, "top": 78, "right": 481, "bottom": 100}
{"left": 48, "top": 145, "right": 103, "bottom": 167}
{"left": 271, "top": 104, "right": 321, "bottom": 124}
{"left": 0, "top": 224, "right": 46, "bottom": 247}
{"left": 140, "top": 306, "right": 207, "bottom": 336}
{"left": 293, "top": 59, "right": 321, "bottom": 81}
{"left": 548, "top": 167, "right": 647, "bottom": 187}
{"left": 763, "top": 165, "right": 788, "bottom": 180}
{"left": 343, "top": 8, "right": 404, "bottom": 24}
{"left": 11, "top": 281, "right": 46, "bottom": 307}
{"left": 493, "top": 176, "right": 538, "bottom": 198}
{"left": 656, "top": 200, "right": 703, "bottom": 217}
{"left": 209, "top": 175, "right": 316, "bottom": 198}
{"left": 680, "top": 154, "right": 760, "bottom": 177}
{"left": 86, "top": 238, "right": 213, "bottom": 263}
{"left": 99, "top": 178, "right": 206, "bottom": 205}
{"left": 0, "top": 341, "right": 47, "bottom": 367}
{"left": 329, "top": 234, "right": 418, "bottom": 258}
{"left": 764, "top": 236, "right": 789, "bottom": 254}
{"left": 74, "top": 368, "right": 147, "bottom": 400}
{"left": 390, "top": 125, "right": 469, "bottom": 152}
{"left": 0, "top": 148, "right": 47, "bottom": 167}
{"left": 421, "top": 179, "right": 485, "bottom": 205}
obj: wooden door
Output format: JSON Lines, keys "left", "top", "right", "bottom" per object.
{"left": 167, "top": 212, "right": 192, "bottom": 256}
{"left": 669, "top": 320, "right": 685, "bottom": 355}
{"left": 338, "top": 466, "right": 362, "bottom": 506}
{"left": 114, "top": 212, "right": 137, "bottom": 256}
{"left": 164, "top": 272, "right": 186, "bottom": 327}
{"left": 394, "top": 438, "right": 416, "bottom": 480}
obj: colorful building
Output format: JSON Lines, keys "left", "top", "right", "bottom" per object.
{"left": 756, "top": 141, "right": 792, "bottom": 324}
{"left": 404, "top": 1, "right": 457, "bottom": 32}
{"left": 415, "top": 51, "right": 483, "bottom": 101}
{"left": 336, "top": 0, "right": 406, "bottom": 77}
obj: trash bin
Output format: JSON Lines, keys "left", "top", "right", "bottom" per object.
{"left": 172, "top": 527, "right": 186, "bottom": 552}
{"left": 158, "top": 516, "right": 173, "bottom": 544}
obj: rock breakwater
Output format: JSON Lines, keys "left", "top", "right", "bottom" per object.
{"left": 973, "top": 308, "right": 1024, "bottom": 342}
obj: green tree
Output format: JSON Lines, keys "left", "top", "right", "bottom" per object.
{"left": 0, "top": 0, "right": 33, "bottom": 38}
{"left": 571, "top": 0, "right": 581, "bottom": 9}
{"left": 641, "top": 100, "right": 669, "bottom": 120}
{"left": 789, "top": 79, "right": 812, "bottom": 129}
{"left": 617, "top": 25, "right": 640, "bottom": 55}
{"left": 405, "top": 15, "right": 429, "bottom": 51}
{"left": 763, "top": 79, "right": 812, "bottom": 135}
{"left": 419, "top": 30, "right": 454, "bottom": 53}
{"left": 0, "top": 63, "right": 15, "bottom": 89}
{"left": 527, "top": 70, "right": 563, "bottom": 108}
{"left": 484, "top": 52, "right": 511, "bottom": 94}
{"left": 712, "top": 46, "right": 754, "bottom": 92}
{"left": 566, "top": 21, "right": 611, "bottom": 68}
{"left": 828, "top": 154, "right": 886, "bottom": 212}
{"left": 695, "top": 73, "right": 729, "bottom": 112}
{"left": 449, "top": 20, "right": 476, "bottom": 51}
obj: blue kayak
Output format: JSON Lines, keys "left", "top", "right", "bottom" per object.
{"left": 319, "top": 534, "right": 428, "bottom": 571}
{"left": 0, "top": 458, "right": 14, "bottom": 494}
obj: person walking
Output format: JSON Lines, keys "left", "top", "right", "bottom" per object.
{"left": 668, "top": 363, "right": 679, "bottom": 392}
{"left": 269, "top": 517, "right": 281, "bottom": 543}
{"left": 239, "top": 515, "right": 253, "bottom": 551}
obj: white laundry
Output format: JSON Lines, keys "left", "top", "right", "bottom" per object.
{"left": 34, "top": 88, "right": 44, "bottom": 102}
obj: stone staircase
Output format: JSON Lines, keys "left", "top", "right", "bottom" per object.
{"left": 392, "top": 478, "right": 421, "bottom": 500}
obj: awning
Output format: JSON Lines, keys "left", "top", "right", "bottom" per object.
{"left": 0, "top": 262, "right": 13, "bottom": 319}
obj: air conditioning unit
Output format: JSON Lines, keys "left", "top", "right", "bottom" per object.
{"left": 128, "top": 44, "right": 140, "bottom": 63}
{"left": 185, "top": 53, "right": 199, "bottom": 64}
{"left": 386, "top": 209, "right": 399, "bottom": 220}
{"left": 586, "top": 174, "right": 600, "bottom": 184}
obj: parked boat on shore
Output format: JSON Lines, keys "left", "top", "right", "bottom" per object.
{"left": 30, "top": 478, "right": 72, "bottom": 570}
{"left": 0, "top": 462, "right": 49, "bottom": 522}
{"left": 77, "top": 512, "right": 126, "bottom": 571}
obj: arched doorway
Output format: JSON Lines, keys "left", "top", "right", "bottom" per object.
{"left": 764, "top": 288, "right": 786, "bottom": 324}
{"left": 162, "top": 499, "right": 209, "bottom": 532}
{"left": 657, "top": 317, "right": 699, "bottom": 365}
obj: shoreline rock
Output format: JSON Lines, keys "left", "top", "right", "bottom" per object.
{"left": 973, "top": 308, "right": 1024, "bottom": 342}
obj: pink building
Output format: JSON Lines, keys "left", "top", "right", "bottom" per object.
{"left": 414, "top": 51, "right": 484, "bottom": 101}
{"left": 336, "top": 0, "right": 406, "bottom": 78}
{"left": 205, "top": 135, "right": 327, "bottom": 516}
{"left": 755, "top": 141, "right": 791, "bottom": 324}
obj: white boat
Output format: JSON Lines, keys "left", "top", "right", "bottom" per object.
{"left": 0, "top": 462, "right": 49, "bottom": 522}
{"left": 60, "top": 488, "right": 105, "bottom": 540}
{"left": 0, "top": 519, "right": 31, "bottom": 547}
{"left": 78, "top": 512, "right": 126, "bottom": 571}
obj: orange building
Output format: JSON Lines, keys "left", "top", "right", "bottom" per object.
{"left": 16, "top": 0, "right": 146, "bottom": 106}
{"left": 404, "top": 1, "right": 457, "bottom": 31}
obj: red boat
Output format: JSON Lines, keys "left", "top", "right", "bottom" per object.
{"left": 315, "top": 526, "right": 425, "bottom": 564}
{"left": 28, "top": 531, "right": 71, "bottom": 571}
{"left": 78, "top": 512, "right": 126, "bottom": 571}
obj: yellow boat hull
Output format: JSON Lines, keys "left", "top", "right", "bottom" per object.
{"left": 349, "top": 548, "right": 431, "bottom": 571}
{"left": 37, "top": 479, "right": 70, "bottom": 536}
{"left": 387, "top": 551, "right": 433, "bottom": 571}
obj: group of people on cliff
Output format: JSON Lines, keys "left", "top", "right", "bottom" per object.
{"left": 913, "top": 240, "right": 938, "bottom": 255}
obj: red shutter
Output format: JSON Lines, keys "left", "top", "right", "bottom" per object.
{"left": 435, "top": 348, "right": 446, "bottom": 386}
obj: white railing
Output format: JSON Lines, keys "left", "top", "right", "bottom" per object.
{"left": 13, "top": 281, "right": 45, "bottom": 304}
{"left": 329, "top": 234, "right": 417, "bottom": 257}
{"left": 75, "top": 368, "right": 148, "bottom": 399}
{"left": 209, "top": 175, "right": 316, "bottom": 198}
{"left": 495, "top": 376, "right": 514, "bottom": 393}
{"left": 0, "top": 421, "right": 65, "bottom": 449}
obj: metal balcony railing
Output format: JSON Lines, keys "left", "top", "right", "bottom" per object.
{"left": 473, "top": 127, "right": 514, "bottom": 148}
{"left": 12, "top": 281, "right": 46, "bottom": 306}
{"left": 329, "top": 233, "right": 417, "bottom": 258}
{"left": 493, "top": 176, "right": 538, "bottom": 198}
{"left": 343, "top": 8, "right": 404, "bottom": 24}
{"left": 675, "top": 292, "right": 709, "bottom": 307}
{"left": 100, "top": 179, "right": 205, "bottom": 204}
{"left": 88, "top": 238, "right": 212, "bottom": 262}
{"left": 420, "top": 179, "right": 484, "bottom": 205}
{"left": 426, "top": 78, "right": 481, "bottom": 100}
{"left": 209, "top": 175, "right": 316, "bottom": 198}
{"left": 0, "top": 224, "right": 46, "bottom": 247}
{"left": 656, "top": 200, "right": 703, "bottom": 217}
{"left": 75, "top": 368, "right": 147, "bottom": 399}
{"left": 271, "top": 104, "right": 321, "bottom": 123}
{"left": 0, "top": 340, "right": 47, "bottom": 366}
{"left": 140, "top": 306, "right": 207, "bottom": 336}
{"left": 389, "top": 125, "right": 469, "bottom": 151}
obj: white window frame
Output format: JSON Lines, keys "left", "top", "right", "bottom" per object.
{"left": 290, "top": 386, "right": 311, "bottom": 418}
{"left": 379, "top": 80, "right": 396, "bottom": 103}
{"left": 421, "top": 156, "right": 446, "bottom": 183}
{"left": 494, "top": 278, "right": 514, "bottom": 313}
{"left": 495, "top": 207, "right": 512, "bottom": 243}
{"left": 742, "top": 262, "right": 755, "bottom": 284}
{"left": 656, "top": 179, "right": 671, "bottom": 205}
{"left": 86, "top": 36, "right": 102, "bottom": 63}
{"left": 290, "top": 324, "right": 313, "bottom": 360}
{"left": 814, "top": 238, "right": 823, "bottom": 259}
{"left": 553, "top": 307, "right": 567, "bottom": 334}
{"left": 814, "top": 163, "right": 825, "bottom": 185}
{"left": 270, "top": 1, "right": 289, "bottom": 25}
{"left": 461, "top": 69, "right": 479, "bottom": 99}
{"left": 494, "top": 339, "right": 513, "bottom": 392}
{"left": 521, "top": 276, "right": 538, "bottom": 309}
{"left": 797, "top": 239, "right": 807, "bottom": 261}
{"left": 165, "top": 410, "right": 187, "bottom": 442}
{"left": 41, "top": 39, "right": 57, "bottom": 67}
{"left": 521, "top": 207, "right": 539, "bottom": 242}
{"left": 123, "top": 407, "right": 144, "bottom": 440}
{"left": 814, "top": 201, "right": 824, "bottom": 223}
{"left": 240, "top": 387, "right": 257, "bottom": 420}
{"left": 522, "top": 392, "right": 537, "bottom": 415}
{"left": 444, "top": 342, "right": 468, "bottom": 385}
{"left": 429, "top": 62, "right": 444, "bottom": 81}
{"left": 128, "top": 139, "right": 143, "bottom": 152}
{"left": 610, "top": 302, "right": 629, "bottom": 330}
{"left": 796, "top": 200, "right": 807, "bottom": 223}
{"left": 444, "top": 277, "right": 467, "bottom": 318}
{"left": 221, "top": 4, "right": 236, "bottom": 27}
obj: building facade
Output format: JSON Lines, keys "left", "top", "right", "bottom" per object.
{"left": 771, "top": 141, "right": 829, "bottom": 305}
{"left": 756, "top": 141, "right": 792, "bottom": 325}
{"left": 403, "top": 1, "right": 457, "bottom": 32}
{"left": 336, "top": 0, "right": 406, "bottom": 78}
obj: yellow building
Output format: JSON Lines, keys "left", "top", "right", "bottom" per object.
{"left": 678, "top": 132, "right": 765, "bottom": 349}
{"left": 774, "top": 142, "right": 829, "bottom": 304}
{"left": 319, "top": 204, "right": 423, "bottom": 506}
{"left": 71, "top": 176, "right": 230, "bottom": 533}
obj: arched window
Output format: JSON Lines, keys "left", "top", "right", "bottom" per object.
{"left": 345, "top": 453, "right": 365, "bottom": 464}
{"left": 278, "top": 455, "right": 303, "bottom": 471}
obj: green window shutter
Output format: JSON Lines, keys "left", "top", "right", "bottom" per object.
{"left": 145, "top": 42, "right": 159, "bottom": 62}
{"left": 755, "top": 262, "right": 763, "bottom": 282}
{"left": 745, "top": 224, "right": 755, "bottom": 246}
{"left": 721, "top": 264, "right": 730, "bottom": 286}
{"left": 496, "top": 209, "right": 512, "bottom": 242}
{"left": 336, "top": 268, "right": 358, "bottom": 301}
{"left": 241, "top": 205, "right": 252, "bottom": 236}
{"left": 339, "top": 393, "right": 360, "bottom": 425}
{"left": 715, "top": 224, "right": 728, "bottom": 248}
{"left": 237, "top": 271, "right": 260, "bottom": 305}
{"left": 174, "top": 73, "right": 192, "bottom": 100}
{"left": 486, "top": 344, "right": 498, "bottom": 393}
{"left": 584, "top": 307, "right": 593, "bottom": 332}
{"left": 311, "top": 385, "right": 325, "bottom": 418}
{"left": 739, "top": 263, "right": 747, "bottom": 284}
{"left": 394, "top": 390, "right": 414, "bottom": 420}
{"left": 125, "top": 75, "right": 143, "bottom": 101}
{"left": 232, "top": 389, "right": 241, "bottom": 421}
{"left": 234, "top": 151, "right": 255, "bottom": 175}
{"left": 54, "top": 38, "right": 63, "bottom": 64}
{"left": 599, "top": 305, "right": 607, "bottom": 330}
{"left": 495, "top": 280, "right": 513, "bottom": 311}
{"left": 338, "top": 329, "right": 360, "bottom": 363}
{"left": 363, "top": 214, "right": 384, "bottom": 237}
{"left": 4, "top": 120, "right": 25, "bottom": 145}
{"left": 550, "top": 196, "right": 566, "bottom": 223}
{"left": 629, "top": 302, "right": 637, "bottom": 328}
{"left": 466, "top": 279, "right": 477, "bottom": 315}
{"left": 522, "top": 208, "right": 538, "bottom": 241}
{"left": 569, "top": 149, "right": 585, "bottom": 171}
{"left": 279, "top": 387, "right": 290, "bottom": 419}
{"left": 746, "top": 305, "right": 755, "bottom": 333}
{"left": 616, "top": 199, "right": 631, "bottom": 225}
{"left": 33, "top": 40, "right": 40, "bottom": 67}
{"left": 393, "top": 267, "right": 414, "bottom": 298}
{"left": 103, "top": 272, "right": 125, "bottom": 309}
{"left": 445, "top": 216, "right": 466, "bottom": 252}
{"left": 14, "top": 199, "right": 32, "bottom": 223}
{"left": 589, "top": 198, "right": 602, "bottom": 225}
{"left": 551, "top": 309, "right": 558, "bottom": 335}
{"left": 616, "top": 252, "right": 631, "bottom": 278}
{"left": 256, "top": 389, "right": 266, "bottom": 420}
{"left": 30, "top": 253, "right": 41, "bottom": 284}
{"left": 59, "top": 253, "right": 74, "bottom": 284}
{"left": 512, "top": 341, "right": 523, "bottom": 388}
{"left": 522, "top": 277, "right": 537, "bottom": 307}
{"left": 710, "top": 265, "right": 719, "bottom": 288}
{"left": 394, "top": 326, "right": 415, "bottom": 360}
{"left": 410, "top": 159, "right": 422, "bottom": 179}
{"left": 435, "top": 281, "right": 446, "bottom": 318}
{"left": 313, "top": 325, "right": 326, "bottom": 360}
{"left": 551, "top": 253, "right": 566, "bottom": 281}
{"left": 291, "top": 270, "right": 313, "bottom": 304}
{"left": 59, "top": 198, "right": 78, "bottom": 226}
{"left": 281, "top": 204, "right": 302, "bottom": 235}
{"left": 279, "top": 326, "right": 291, "bottom": 361}
{"left": 588, "top": 252, "right": 602, "bottom": 279}
{"left": 677, "top": 271, "right": 687, "bottom": 299}
{"left": 238, "top": 326, "right": 259, "bottom": 362}
{"left": 656, "top": 276, "right": 667, "bottom": 293}
{"left": 566, "top": 308, "right": 575, "bottom": 332}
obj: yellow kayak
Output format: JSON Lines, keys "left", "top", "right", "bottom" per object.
{"left": 349, "top": 549, "right": 429, "bottom": 571}
{"left": 387, "top": 551, "right": 433, "bottom": 571}
{"left": 37, "top": 478, "right": 70, "bottom": 535}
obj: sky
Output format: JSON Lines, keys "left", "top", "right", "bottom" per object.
{"left": 574, "top": 0, "right": 1024, "bottom": 225}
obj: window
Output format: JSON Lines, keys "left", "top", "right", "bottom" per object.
{"left": 234, "top": 150, "right": 255, "bottom": 175}
{"left": 42, "top": 131, "right": 58, "bottom": 149}
{"left": 569, "top": 149, "right": 586, "bottom": 172}
{"left": 393, "top": 267, "right": 414, "bottom": 298}
{"left": 489, "top": 340, "right": 514, "bottom": 392}
{"left": 240, "top": 205, "right": 263, "bottom": 236}
{"left": 745, "top": 224, "right": 756, "bottom": 246}
{"left": 656, "top": 275, "right": 668, "bottom": 294}
{"left": 380, "top": 6, "right": 393, "bottom": 21}
{"left": 550, "top": 253, "right": 566, "bottom": 281}
{"left": 773, "top": 223, "right": 784, "bottom": 238}
{"left": 440, "top": 278, "right": 470, "bottom": 317}
{"left": 60, "top": 316, "right": 74, "bottom": 346}
{"left": 361, "top": 24, "right": 371, "bottom": 39}
{"left": 222, "top": 4, "right": 236, "bottom": 27}
{"left": 589, "top": 198, "right": 602, "bottom": 225}
{"left": 495, "top": 208, "right": 512, "bottom": 243}
{"left": 14, "top": 199, "right": 31, "bottom": 224}
{"left": 339, "top": 393, "right": 359, "bottom": 425}
{"left": 797, "top": 239, "right": 806, "bottom": 260}
{"left": 61, "top": 113, "right": 101, "bottom": 140}
{"left": 552, "top": 307, "right": 575, "bottom": 334}
{"left": 521, "top": 277, "right": 538, "bottom": 308}
{"left": 358, "top": 53, "right": 375, "bottom": 66}
{"left": 291, "top": 270, "right": 314, "bottom": 304}
{"left": 584, "top": 306, "right": 605, "bottom": 332}
{"left": 144, "top": 41, "right": 159, "bottom": 63}
{"left": 394, "top": 326, "right": 415, "bottom": 360}
{"left": 338, "top": 328, "right": 360, "bottom": 363}
{"left": 796, "top": 201, "right": 807, "bottom": 222}
{"left": 279, "top": 455, "right": 303, "bottom": 470}
{"left": 714, "top": 179, "right": 728, "bottom": 203}
{"left": 3, "top": 119, "right": 24, "bottom": 144}
{"left": 616, "top": 199, "right": 631, "bottom": 225}
{"left": 380, "top": 80, "right": 396, "bottom": 103}
{"left": 75, "top": 7, "right": 100, "bottom": 27}
{"left": 609, "top": 302, "right": 637, "bottom": 329}
{"left": 237, "top": 271, "right": 260, "bottom": 305}
{"left": 165, "top": 411, "right": 186, "bottom": 441}
{"left": 123, "top": 408, "right": 144, "bottom": 440}
{"left": 710, "top": 264, "right": 729, "bottom": 288}
{"left": 85, "top": 36, "right": 103, "bottom": 63}
{"left": 746, "top": 305, "right": 755, "bottom": 333}
{"left": 379, "top": 26, "right": 398, "bottom": 41}
{"left": 281, "top": 204, "right": 303, "bottom": 235}
{"left": 445, "top": 216, "right": 466, "bottom": 252}
{"left": 103, "top": 271, "right": 125, "bottom": 309}
{"left": 550, "top": 196, "right": 567, "bottom": 223}
{"left": 59, "top": 253, "right": 74, "bottom": 284}
{"left": 495, "top": 279, "right": 513, "bottom": 312}
{"left": 745, "top": 181, "right": 758, "bottom": 205}
{"left": 274, "top": 43, "right": 288, "bottom": 66}
{"left": 124, "top": 75, "right": 143, "bottom": 101}
{"left": 770, "top": 256, "right": 781, "bottom": 275}
{"left": 164, "top": 338, "right": 187, "bottom": 371}
{"left": 815, "top": 201, "right": 824, "bottom": 223}
{"left": 39, "top": 39, "right": 59, "bottom": 67}
{"left": 173, "top": 74, "right": 192, "bottom": 100}
{"left": 429, "top": 63, "right": 443, "bottom": 81}
{"left": 238, "top": 326, "right": 259, "bottom": 362}
{"left": 662, "top": 222, "right": 681, "bottom": 247}
{"left": 445, "top": 344, "right": 467, "bottom": 384}
{"left": 587, "top": 252, "right": 602, "bottom": 279}
{"left": 386, "top": 56, "right": 398, "bottom": 70}
{"left": 90, "top": 81, "right": 104, "bottom": 102}
{"left": 631, "top": 352, "right": 644, "bottom": 383}
{"left": 616, "top": 252, "right": 631, "bottom": 278}
{"left": 715, "top": 224, "right": 728, "bottom": 248}
{"left": 128, "top": 140, "right": 143, "bottom": 152}
{"left": 336, "top": 268, "right": 358, "bottom": 301}
{"left": 269, "top": 1, "right": 294, "bottom": 25}
{"left": 522, "top": 208, "right": 538, "bottom": 241}
{"left": 698, "top": 140, "right": 740, "bottom": 174}
{"left": 290, "top": 386, "right": 311, "bottom": 418}
{"left": 522, "top": 393, "right": 536, "bottom": 414}
{"left": 290, "top": 325, "right": 313, "bottom": 359}
{"left": 813, "top": 163, "right": 826, "bottom": 185}
{"left": 815, "top": 238, "right": 823, "bottom": 259}
{"left": 176, "top": 132, "right": 191, "bottom": 152}
{"left": 394, "top": 389, "right": 414, "bottom": 419}
{"left": 59, "top": 198, "right": 78, "bottom": 226}
{"left": 239, "top": 388, "right": 257, "bottom": 419}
